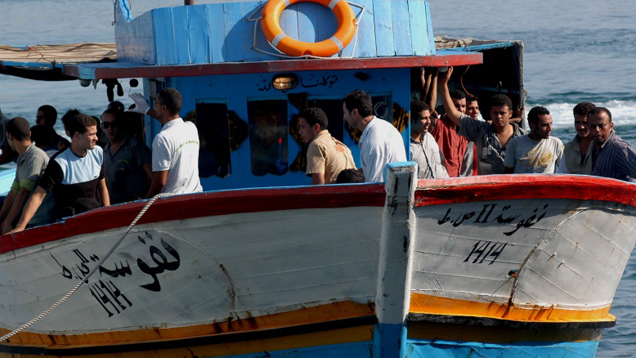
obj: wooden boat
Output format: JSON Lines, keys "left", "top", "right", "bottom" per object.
{"left": 0, "top": 1, "right": 633, "bottom": 357}
{"left": 0, "top": 168, "right": 634, "bottom": 358}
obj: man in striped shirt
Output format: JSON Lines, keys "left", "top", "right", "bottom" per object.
{"left": 589, "top": 107, "right": 636, "bottom": 182}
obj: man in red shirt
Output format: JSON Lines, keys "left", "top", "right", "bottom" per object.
{"left": 430, "top": 89, "right": 468, "bottom": 177}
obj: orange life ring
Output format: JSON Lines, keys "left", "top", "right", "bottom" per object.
{"left": 261, "top": 0, "right": 356, "bottom": 57}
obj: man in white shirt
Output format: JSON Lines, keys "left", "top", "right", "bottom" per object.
{"left": 145, "top": 88, "right": 202, "bottom": 197}
{"left": 504, "top": 106, "right": 564, "bottom": 174}
{"left": 410, "top": 101, "right": 448, "bottom": 179}
{"left": 343, "top": 90, "right": 407, "bottom": 182}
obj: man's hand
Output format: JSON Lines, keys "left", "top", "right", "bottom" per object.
{"left": 438, "top": 66, "right": 454, "bottom": 85}
{"left": 510, "top": 105, "right": 526, "bottom": 124}
{"left": 129, "top": 93, "right": 150, "bottom": 114}
{"left": 6, "top": 225, "right": 24, "bottom": 235}
{"left": 310, "top": 173, "right": 325, "bottom": 185}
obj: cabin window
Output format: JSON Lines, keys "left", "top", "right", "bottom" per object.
{"left": 195, "top": 101, "right": 231, "bottom": 178}
{"left": 247, "top": 99, "right": 288, "bottom": 176}
{"left": 371, "top": 94, "right": 392, "bottom": 120}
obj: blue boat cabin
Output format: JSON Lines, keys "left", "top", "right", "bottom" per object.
{"left": 72, "top": 0, "right": 482, "bottom": 191}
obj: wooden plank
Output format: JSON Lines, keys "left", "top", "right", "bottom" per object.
{"left": 153, "top": 8, "right": 177, "bottom": 65}
{"left": 253, "top": 2, "right": 283, "bottom": 61}
{"left": 339, "top": 2, "right": 360, "bottom": 58}
{"left": 407, "top": 0, "right": 429, "bottom": 56}
{"left": 240, "top": 2, "right": 264, "bottom": 61}
{"left": 390, "top": 0, "right": 413, "bottom": 56}
{"left": 316, "top": 3, "right": 337, "bottom": 42}
{"left": 137, "top": 12, "right": 157, "bottom": 64}
{"left": 69, "top": 53, "right": 483, "bottom": 79}
{"left": 372, "top": 0, "right": 395, "bottom": 57}
{"left": 114, "top": 10, "right": 155, "bottom": 64}
{"left": 173, "top": 6, "right": 192, "bottom": 64}
{"left": 279, "top": 5, "right": 300, "bottom": 42}
{"left": 315, "top": 3, "right": 338, "bottom": 57}
{"left": 208, "top": 3, "right": 227, "bottom": 63}
{"left": 296, "top": 3, "right": 318, "bottom": 44}
{"left": 188, "top": 5, "right": 211, "bottom": 63}
{"left": 423, "top": 2, "right": 435, "bottom": 55}
{"left": 352, "top": 0, "right": 376, "bottom": 58}
{"left": 224, "top": 2, "right": 244, "bottom": 62}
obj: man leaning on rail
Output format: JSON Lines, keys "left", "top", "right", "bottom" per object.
{"left": 8, "top": 114, "right": 110, "bottom": 234}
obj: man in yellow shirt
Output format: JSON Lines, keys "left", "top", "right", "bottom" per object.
{"left": 298, "top": 107, "right": 356, "bottom": 184}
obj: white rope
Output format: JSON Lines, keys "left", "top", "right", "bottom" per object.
{"left": 247, "top": 2, "right": 365, "bottom": 60}
{"left": 0, "top": 192, "right": 172, "bottom": 342}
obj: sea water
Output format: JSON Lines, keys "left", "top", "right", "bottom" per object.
{"left": 2, "top": 1, "right": 636, "bottom": 356}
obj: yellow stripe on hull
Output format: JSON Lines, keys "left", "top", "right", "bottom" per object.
{"left": 0, "top": 324, "right": 374, "bottom": 358}
{"left": 0, "top": 301, "right": 374, "bottom": 351}
{"left": 409, "top": 293, "right": 615, "bottom": 323}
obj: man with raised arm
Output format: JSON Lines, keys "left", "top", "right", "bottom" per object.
{"left": 343, "top": 89, "right": 406, "bottom": 182}
{"left": 145, "top": 88, "right": 202, "bottom": 197}
{"left": 439, "top": 66, "right": 526, "bottom": 175}
{"left": 504, "top": 106, "right": 564, "bottom": 174}
{"left": 298, "top": 107, "right": 356, "bottom": 184}
{"left": 9, "top": 114, "right": 110, "bottom": 233}
{"left": 588, "top": 107, "right": 636, "bottom": 182}
{"left": 430, "top": 88, "right": 468, "bottom": 177}
{"left": 0, "top": 118, "right": 53, "bottom": 233}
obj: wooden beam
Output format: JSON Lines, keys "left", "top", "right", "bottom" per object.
{"left": 64, "top": 53, "right": 483, "bottom": 80}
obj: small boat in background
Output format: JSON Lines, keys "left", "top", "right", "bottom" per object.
{"left": 0, "top": 1, "right": 633, "bottom": 357}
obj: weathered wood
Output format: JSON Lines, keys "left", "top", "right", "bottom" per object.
{"left": 65, "top": 53, "right": 483, "bottom": 79}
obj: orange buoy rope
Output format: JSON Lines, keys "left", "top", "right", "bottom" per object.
{"left": 261, "top": 0, "right": 357, "bottom": 57}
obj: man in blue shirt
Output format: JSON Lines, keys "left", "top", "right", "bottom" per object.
{"left": 589, "top": 107, "right": 636, "bottom": 182}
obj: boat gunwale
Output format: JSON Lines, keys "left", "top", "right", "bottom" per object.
{"left": 0, "top": 183, "right": 386, "bottom": 255}
{"left": 415, "top": 174, "right": 636, "bottom": 207}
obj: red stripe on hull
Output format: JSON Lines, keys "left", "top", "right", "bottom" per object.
{"left": 0, "top": 184, "right": 386, "bottom": 254}
{"left": 416, "top": 175, "right": 636, "bottom": 207}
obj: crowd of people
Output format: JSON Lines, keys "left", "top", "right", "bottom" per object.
{"left": 1, "top": 70, "right": 635, "bottom": 233}
{"left": 403, "top": 66, "right": 636, "bottom": 182}
{"left": 301, "top": 79, "right": 636, "bottom": 188}
{"left": 0, "top": 88, "right": 202, "bottom": 234}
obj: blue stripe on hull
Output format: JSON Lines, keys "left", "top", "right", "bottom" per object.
{"left": 202, "top": 341, "right": 373, "bottom": 358}
{"left": 405, "top": 339, "right": 599, "bottom": 358}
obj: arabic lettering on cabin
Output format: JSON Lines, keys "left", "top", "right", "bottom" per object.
{"left": 256, "top": 73, "right": 339, "bottom": 92}
{"left": 50, "top": 231, "right": 181, "bottom": 317}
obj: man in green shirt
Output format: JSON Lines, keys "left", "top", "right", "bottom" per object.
{"left": 0, "top": 117, "right": 53, "bottom": 233}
